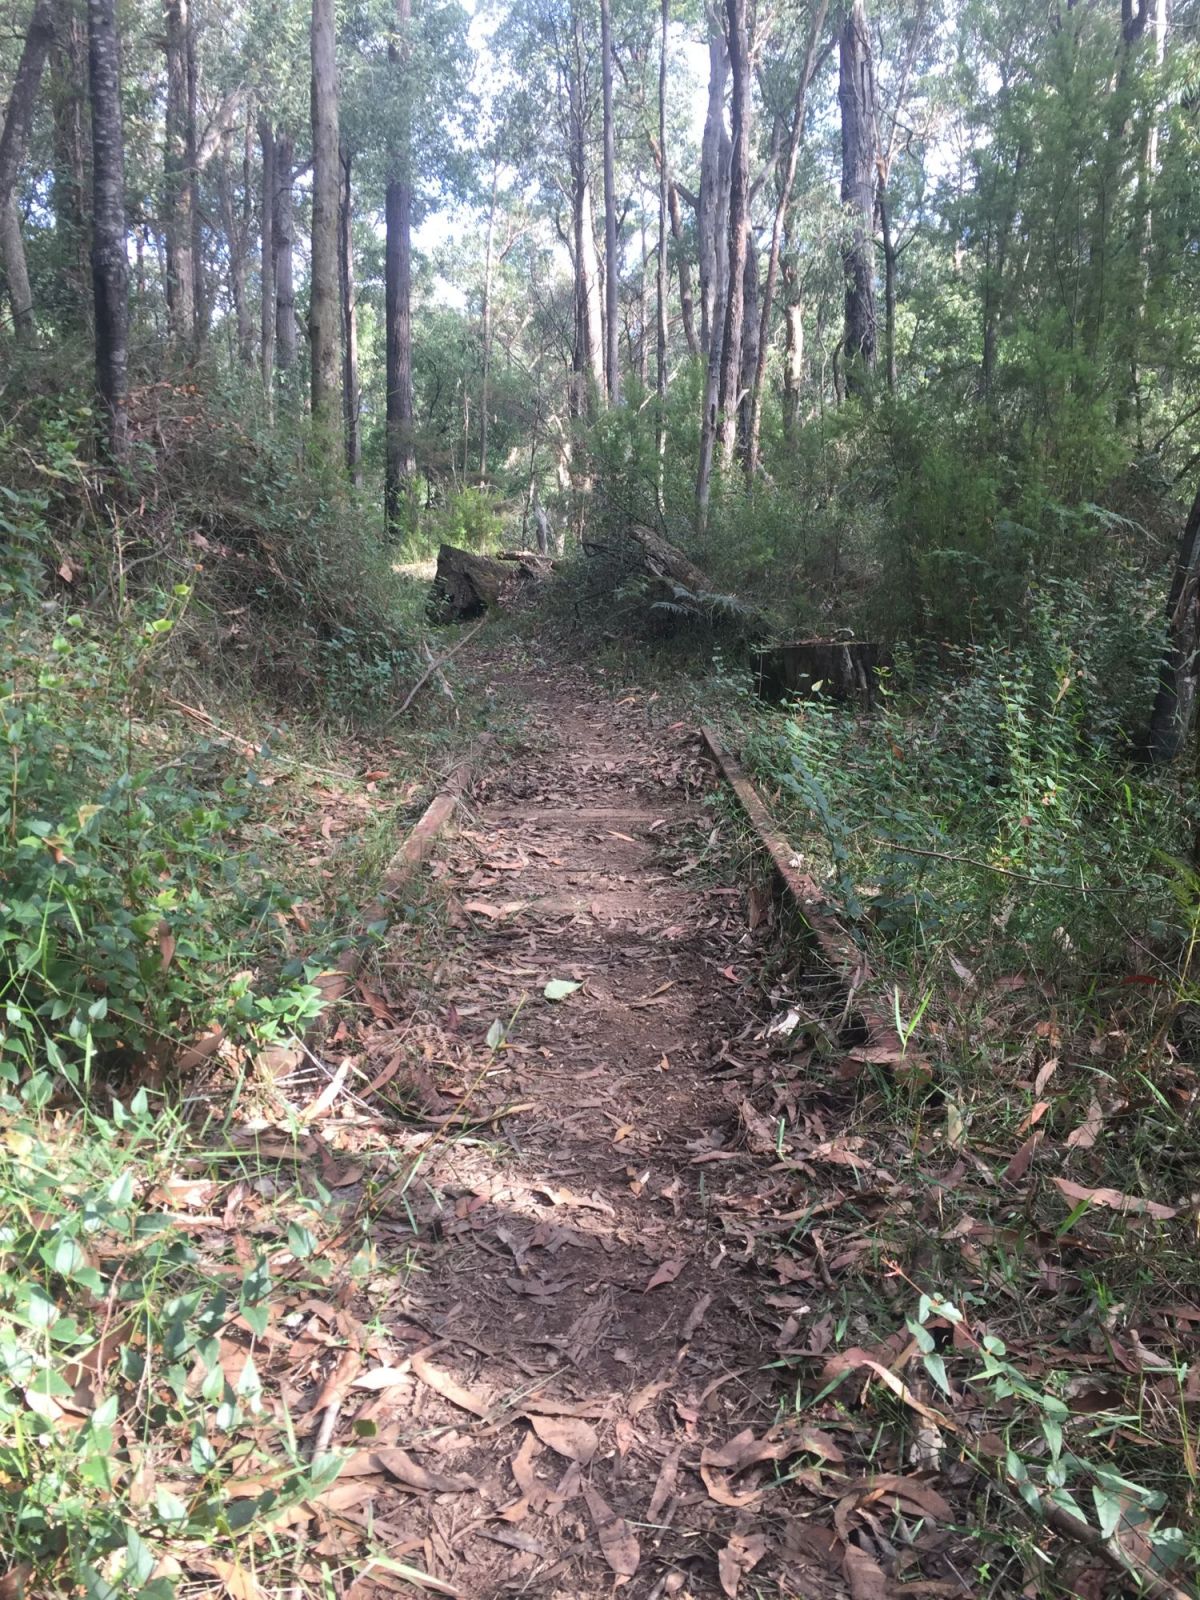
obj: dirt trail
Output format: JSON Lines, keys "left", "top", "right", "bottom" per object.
{"left": 358, "top": 651, "right": 836, "bottom": 1599}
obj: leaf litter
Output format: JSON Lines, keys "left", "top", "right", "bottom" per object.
{"left": 99, "top": 637, "right": 1200, "bottom": 1600}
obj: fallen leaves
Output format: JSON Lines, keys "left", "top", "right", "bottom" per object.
{"left": 1052, "top": 1178, "right": 1178, "bottom": 1220}
{"left": 526, "top": 1413, "right": 598, "bottom": 1463}
{"left": 582, "top": 1483, "right": 640, "bottom": 1579}
{"left": 409, "top": 1354, "right": 491, "bottom": 1417}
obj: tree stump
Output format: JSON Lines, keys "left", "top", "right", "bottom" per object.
{"left": 754, "top": 639, "right": 883, "bottom": 707}
{"left": 427, "top": 543, "right": 508, "bottom": 623}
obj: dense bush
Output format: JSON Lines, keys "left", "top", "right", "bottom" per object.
{"left": 747, "top": 582, "right": 1184, "bottom": 974}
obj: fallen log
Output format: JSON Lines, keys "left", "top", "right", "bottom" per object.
{"left": 627, "top": 523, "right": 716, "bottom": 598}
{"left": 427, "top": 543, "right": 549, "bottom": 623}
{"left": 701, "top": 726, "right": 926, "bottom": 1081}
{"left": 754, "top": 638, "right": 883, "bottom": 707}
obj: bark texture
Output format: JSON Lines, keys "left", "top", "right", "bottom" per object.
{"left": 163, "top": 0, "right": 194, "bottom": 345}
{"left": 258, "top": 116, "right": 275, "bottom": 396}
{"left": 87, "top": 0, "right": 128, "bottom": 459}
{"left": 0, "top": 0, "right": 56, "bottom": 340}
{"left": 715, "top": 0, "right": 750, "bottom": 470}
{"left": 838, "top": 0, "right": 876, "bottom": 392}
{"left": 309, "top": 0, "right": 341, "bottom": 437}
{"left": 599, "top": 0, "right": 620, "bottom": 403}
{"left": 385, "top": 0, "right": 415, "bottom": 529}
{"left": 339, "top": 144, "right": 361, "bottom": 485}
{"left": 273, "top": 132, "right": 296, "bottom": 370}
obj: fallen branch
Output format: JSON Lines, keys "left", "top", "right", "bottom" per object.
{"left": 391, "top": 620, "right": 485, "bottom": 720}
{"left": 701, "top": 726, "right": 925, "bottom": 1077}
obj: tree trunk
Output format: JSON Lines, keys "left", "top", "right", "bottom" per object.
{"left": 745, "top": 0, "right": 827, "bottom": 478}
{"left": 273, "top": 131, "right": 296, "bottom": 371}
{"left": 0, "top": 198, "right": 34, "bottom": 338}
{"left": 715, "top": 0, "right": 750, "bottom": 471}
{"left": 599, "top": 0, "right": 620, "bottom": 404}
{"left": 50, "top": 0, "right": 91, "bottom": 333}
{"left": 839, "top": 0, "right": 876, "bottom": 394}
{"left": 568, "top": 7, "right": 603, "bottom": 421}
{"left": 782, "top": 275, "right": 803, "bottom": 438}
{"left": 1145, "top": 483, "right": 1200, "bottom": 763}
{"left": 479, "top": 156, "right": 497, "bottom": 478}
{"left": 736, "top": 233, "right": 758, "bottom": 460}
{"left": 87, "top": 0, "right": 128, "bottom": 461}
{"left": 186, "top": 19, "right": 204, "bottom": 346}
{"left": 309, "top": 0, "right": 341, "bottom": 442}
{"left": 880, "top": 188, "right": 897, "bottom": 392}
{"left": 218, "top": 140, "right": 253, "bottom": 364}
{"left": 655, "top": 0, "right": 669, "bottom": 481}
{"left": 258, "top": 116, "right": 275, "bottom": 399}
{"left": 696, "top": 11, "right": 730, "bottom": 359}
{"left": 0, "top": 0, "right": 56, "bottom": 341}
{"left": 668, "top": 182, "right": 698, "bottom": 358}
{"left": 385, "top": 0, "right": 415, "bottom": 531}
{"left": 163, "top": 0, "right": 193, "bottom": 345}
{"left": 339, "top": 143, "right": 361, "bottom": 486}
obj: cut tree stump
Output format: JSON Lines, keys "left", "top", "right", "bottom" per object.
{"left": 427, "top": 544, "right": 548, "bottom": 623}
{"left": 427, "top": 544, "right": 508, "bottom": 622}
{"left": 754, "top": 638, "right": 882, "bottom": 707}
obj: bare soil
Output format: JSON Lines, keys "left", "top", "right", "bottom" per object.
{"left": 325, "top": 647, "right": 860, "bottom": 1599}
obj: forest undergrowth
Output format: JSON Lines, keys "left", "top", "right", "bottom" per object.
{"left": 0, "top": 394, "right": 507, "bottom": 1598}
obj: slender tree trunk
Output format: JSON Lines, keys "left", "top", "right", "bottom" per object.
{"left": 258, "top": 115, "right": 275, "bottom": 400}
{"left": 715, "top": 0, "right": 750, "bottom": 470}
{"left": 218, "top": 143, "right": 253, "bottom": 364}
{"left": 668, "top": 182, "right": 698, "bottom": 358}
{"left": 880, "top": 189, "right": 897, "bottom": 392}
{"left": 163, "top": 0, "right": 194, "bottom": 345}
{"left": 1145, "top": 481, "right": 1200, "bottom": 762}
{"left": 656, "top": 0, "right": 669, "bottom": 483}
{"left": 568, "top": 8, "right": 603, "bottom": 420}
{"left": 839, "top": 0, "right": 876, "bottom": 394}
{"left": 0, "top": 198, "right": 34, "bottom": 338}
{"left": 87, "top": 0, "right": 128, "bottom": 461}
{"left": 736, "top": 233, "right": 758, "bottom": 457}
{"left": 0, "top": 0, "right": 56, "bottom": 341}
{"left": 479, "top": 157, "right": 497, "bottom": 478}
{"left": 696, "top": 10, "right": 730, "bottom": 358}
{"left": 50, "top": 1, "right": 91, "bottom": 332}
{"left": 599, "top": 0, "right": 620, "bottom": 403}
{"left": 385, "top": 0, "right": 415, "bottom": 531}
{"left": 186, "top": 18, "right": 205, "bottom": 346}
{"left": 274, "top": 132, "right": 296, "bottom": 371}
{"left": 745, "top": 0, "right": 827, "bottom": 478}
{"left": 782, "top": 273, "right": 803, "bottom": 438}
{"left": 309, "top": 0, "right": 341, "bottom": 442}
{"left": 339, "top": 144, "right": 361, "bottom": 486}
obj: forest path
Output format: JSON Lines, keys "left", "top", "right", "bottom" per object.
{"left": 354, "top": 643, "right": 843, "bottom": 1600}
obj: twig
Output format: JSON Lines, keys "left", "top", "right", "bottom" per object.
{"left": 313, "top": 1392, "right": 343, "bottom": 1457}
{"left": 390, "top": 621, "right": 486, "bottom": 721}
{"left": 871, "top": 838, "right": 1138, "bottom": 894}
{"left": 160, "top": 693, "right": 352, "bottom": 782}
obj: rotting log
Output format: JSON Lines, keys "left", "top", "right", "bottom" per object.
{"left": 626, "top": 523, "right": 716, "bottom": 598}
{"left": 754, "top": 638, "right": 883, "bottom": 707}
{"left": 700, "top": 725, "right": 926, "bottom": 1080}
{"left": 307, "top": 737, "right": 491, "bottom": 1009}
{"left": 427, "top": 543, "right": 507, "bottom": 622}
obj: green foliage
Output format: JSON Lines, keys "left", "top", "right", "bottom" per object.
{"left": 415, "top": 484, "right": 505, "bottom": 556}
{"left": 0, "top": 1090, "right": 351, "bottom": 1595}
{"left": 752, "top": 582, "right": 1183, "bottom": 974}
